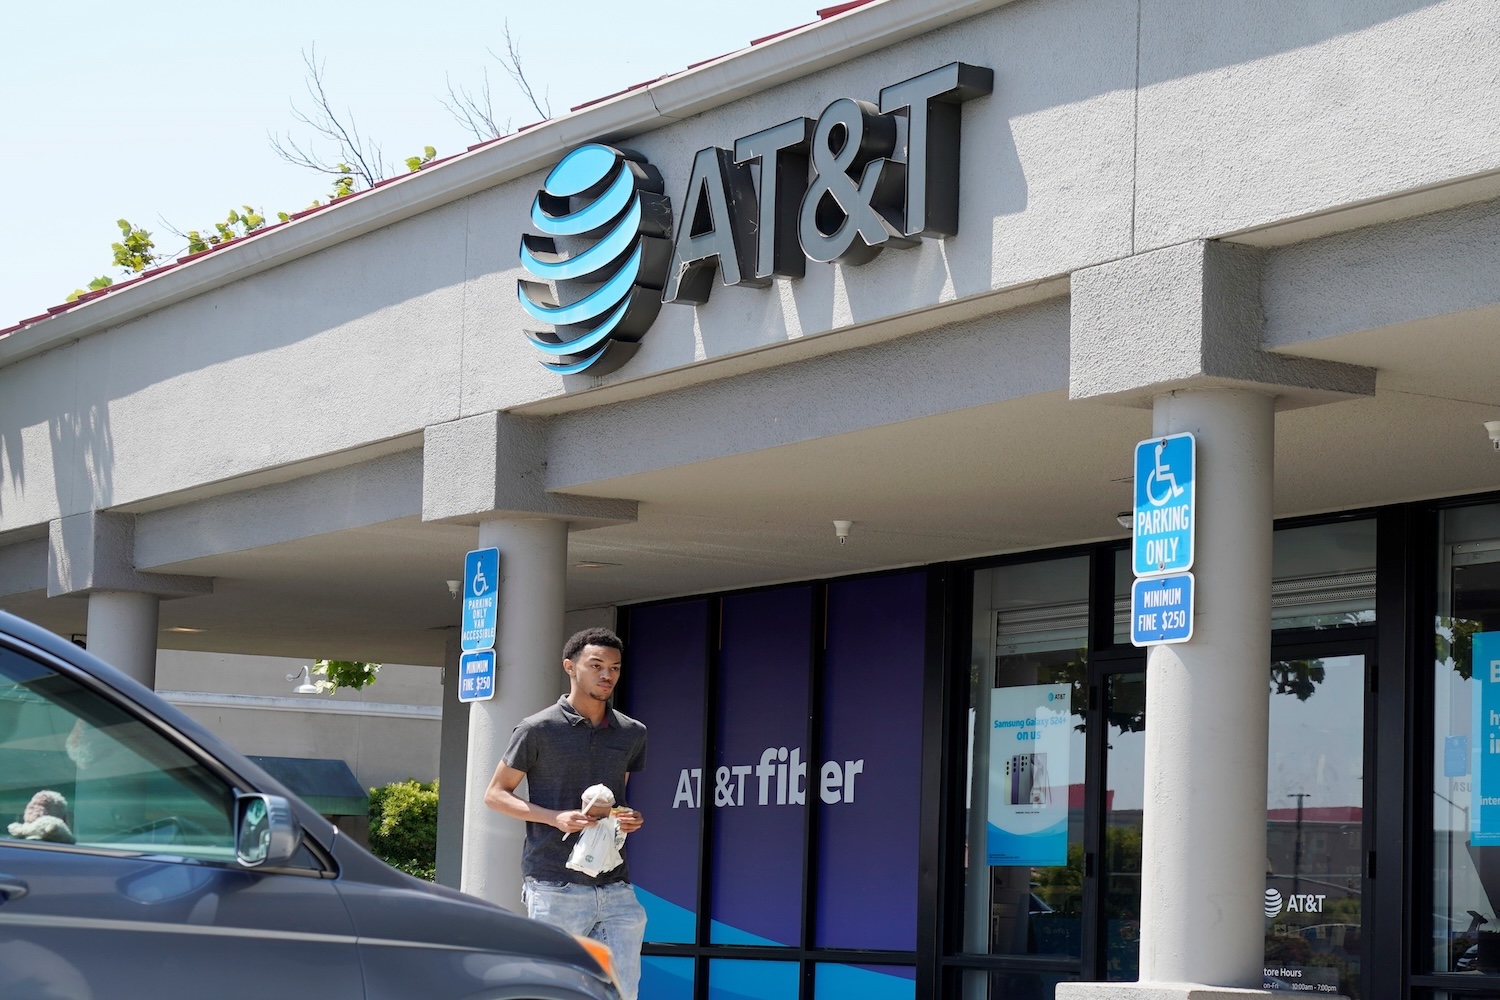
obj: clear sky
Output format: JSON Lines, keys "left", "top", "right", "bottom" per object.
{"left": 0, "top": 0, "right": 831, "bottom": 328}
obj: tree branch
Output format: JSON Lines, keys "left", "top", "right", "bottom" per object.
{"left": 269, "top": 44, "right": 389, "bottom": 189}
{"left": 494, "top": 20, "right": 551, "bottom": 121}
{"left": 441, "top": 68, "right": 508, "bottom": 143}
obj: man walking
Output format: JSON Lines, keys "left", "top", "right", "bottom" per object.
{"left": 485, "top": 627, "right": 648, "bottom": 999}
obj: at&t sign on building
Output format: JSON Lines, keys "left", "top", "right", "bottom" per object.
{"left": 516, "top": 63, "right": 990, "bottom": 375}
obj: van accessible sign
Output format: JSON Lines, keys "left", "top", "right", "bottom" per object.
{"left": 461, "top": 547, "right": 499, "bottom": 651}
{"left": 517, "top": 63, "right": 993, "bottom": 375}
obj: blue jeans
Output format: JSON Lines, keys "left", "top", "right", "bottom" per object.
{"left": 523, "top": 878, "right": 646, "bottom": 1000}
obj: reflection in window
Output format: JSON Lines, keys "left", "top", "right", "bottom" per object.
{"left": 965, "top": 557, "right": 1088, "bottom": 984}
{"left": 961, "top": 968, "right": 1077, "bottom": 1000}
{"left": 0, "top": 648, "right": 233, "bottom": 859}
{"left": 1265, "top": 654, "right": 1364, "bottom": 996}
{"left": 1433, "top": 505, "right": 1500, "bottom": 976}
{"left": 1270, "top": 521, "right": 1375, "bottom": 631}
{"left": 1105, "top": 673, "right": 1145, "bottom": 981}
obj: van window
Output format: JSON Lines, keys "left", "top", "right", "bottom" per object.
{"left": 0, "top": 645, "right": 234, "bottom": 861}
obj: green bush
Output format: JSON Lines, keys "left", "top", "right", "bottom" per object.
{"left": 368, "top": 779, "right": 438, "bottom": 881}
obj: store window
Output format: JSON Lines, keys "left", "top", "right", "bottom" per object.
{"left": 625, "top": 572, "right": 928, "bottom": 995}
{"left": 1104, "top": 671, "right": 1145, "bottom": 981}
{"left": 964, "top": 556, "right": 1089, "bottom": 963}
{"left": 960, "top": 969, "right": 1077, "bottom": 998}
{"left": 815, "top": 573, "right": 925, "bottom": 952}
{"left": 711, "top": 586, "right": 814, "bottom": 946}
{"left": 641, "top": 955, "right": 694, "bottom": 1000}
{"left": 1433, "top": 504, "right": 1500, "bottom": 976}
{"left": 1264, "top": 652, "right": 1365, "bottom": 996}
{"left": 626, "top": 599, "right": 709, "bottom": 944}
{"left": 710, "top": 959, "right": 798, "bottom": 1000}
{"left": 814, "top": 963, "right": 915, "bottom": 1000}
{"left": 1270, "top": 520, "right": 1376, "bottom": 631}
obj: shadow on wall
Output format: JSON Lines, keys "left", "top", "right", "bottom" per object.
{"left": 0, "top": 200, "right": 470, "bottom": 516}
{"left": 48, "top": 400, "right": 114, "bottom": 523}
{"left": 0, "top": 423, "right": 18, "bottom": 520}
{"left": 0, "top": 383, "right": 115, "bottom": 525}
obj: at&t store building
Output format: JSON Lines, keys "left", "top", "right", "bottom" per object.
{"left": 3, "top": 1, "right": 1500, "bottom": 998}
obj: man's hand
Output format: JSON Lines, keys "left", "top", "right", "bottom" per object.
{"left": 614, "top": 808, "right": 644, "bottom": 834}
{"left": 554, "top": 809, "right": 597, "bottom": 835}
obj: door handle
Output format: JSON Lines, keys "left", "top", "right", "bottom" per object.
{"left": 0, "top": 875, "right": 29, "bottom": 903}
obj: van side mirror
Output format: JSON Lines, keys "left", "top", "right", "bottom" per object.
{"left": 235, "top": 793, "right": 300, "bottom": 868}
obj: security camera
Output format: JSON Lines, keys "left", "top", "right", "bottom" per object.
{"left": 1487, "top": 421, "right": 1500, "bottom": 451}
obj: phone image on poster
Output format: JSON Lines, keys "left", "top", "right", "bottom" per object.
{"left": 1011, "top": 752, "right": 1051, "bottom": 805}
{"left": 987, "top": 684, "right": 1070, "bottom": 866}
{"left": 1007, "top": 753, "right": 1053, "bottom": 805}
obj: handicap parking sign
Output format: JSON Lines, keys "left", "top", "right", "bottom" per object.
{"left": 461, "top": 547, "right": 499, "bottom": 651}
{"left": 1133, "top": 433, "right": 1195, "bottom": 577}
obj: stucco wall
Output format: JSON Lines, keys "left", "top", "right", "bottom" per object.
{"left": 0, "top": 0, "right": 1492, "bottom": 535}
{"left": 155, "top": 650, "right": 441, "bottom": 791}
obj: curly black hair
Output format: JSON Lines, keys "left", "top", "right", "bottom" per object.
{"left": 562, "top": 626, "right": 623, "bottom": 662}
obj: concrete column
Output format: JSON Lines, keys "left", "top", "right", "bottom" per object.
{"left": 459, "top": 517, "right": 568, "bottom": 909}
{"left": 1139, "top": 388, "right": 1274, "bottom": 988}
{"left": 435, "top": 633, "right": 469, "bottom": 889}
{"left": 1065, "top": 241, "right": 1362, "bottom": 1000}
{"left": 85, "top": 590, "right": 161, "bottom": 689}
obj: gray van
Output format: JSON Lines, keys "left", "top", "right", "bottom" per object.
{"left": 0, "top": 610, "right": 620, "bottom": 999}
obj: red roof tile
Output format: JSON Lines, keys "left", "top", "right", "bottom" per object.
{"left": 817, "top": 0, "right": 874, "bottom": 17}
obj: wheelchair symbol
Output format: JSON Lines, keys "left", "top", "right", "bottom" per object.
{"left": 1145, "top": 440, "right": 1185, "bottom": 508}
{"left": 471, "top": 564, "right": 490, "bottom": 597}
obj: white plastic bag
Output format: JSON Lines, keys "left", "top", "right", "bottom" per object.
{"left": 566, "top": 816, "right": 625, "bottom": 877}
{"left": 565, "top": 783, "right": 627, "bottom": 877}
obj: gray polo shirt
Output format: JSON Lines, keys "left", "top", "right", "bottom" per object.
{"left": 502, "top": 696, "right": 648, "bottom": 884}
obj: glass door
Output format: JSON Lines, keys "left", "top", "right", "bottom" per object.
{"left": 1430, "top": 505, "right": 1500, "bottom": 984}
{"left": 954, "top": 544, "right": 1374, "bottom": 998}
{"left": 1264, "top": 649, "right": 1369, "bottom": 998}
{"left": 1095, "top": 648, "right": 1371, "bottom": 997}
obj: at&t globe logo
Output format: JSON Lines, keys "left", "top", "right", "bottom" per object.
{"left": 517, "top": 144, "right": 673, "bottom": 376}
{"left": 1264, "top": 887, "right": 1283, "bottom": 918}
